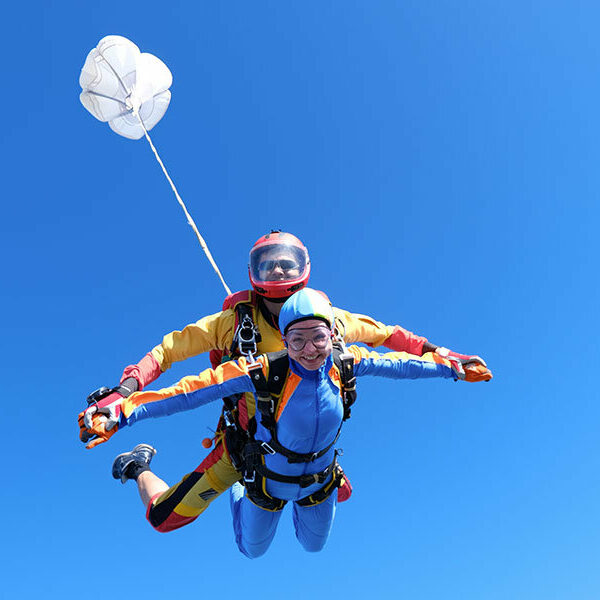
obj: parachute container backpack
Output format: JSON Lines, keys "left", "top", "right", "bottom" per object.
{"left": 79, "top": 35, "right": 231, "bottom": 295}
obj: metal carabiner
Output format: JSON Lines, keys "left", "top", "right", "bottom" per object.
{"left": 237, "top": 315, "right": 257, "bottom": 351}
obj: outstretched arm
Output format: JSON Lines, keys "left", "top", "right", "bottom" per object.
{"left": 348, "top": 346, "right": 491, "bottom": 382}
{"left": 79, "top": 355, "right": 264, "bottom": 448}
{"left": 334, "top": 306, "right": 492, "bottom": 378}
{"left": 334, "top": 307, "right": 428, "bottom": 355}
{"left": 120, "top": 309, "right": 236, "bottom": 391}
{"left": 80, "top": 310, "right": 236, "bottom": 445}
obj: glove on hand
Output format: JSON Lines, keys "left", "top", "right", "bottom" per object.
{"left": 435, "top": 346, "right": 487, "bottom": 367}
{"left": 78, "top": 409, "right": 120, "bottom": 449}
{"left": 78, "top": 378, "right": 137, "bottom": 447}
{"left": 461, "top": 360, "right": 493, "bottom": 382}
{"left": 446, "top": 357, "right": 493, "bottom": 382}
{"left": 436, "top": 347, "right": 492, "bottom": 382}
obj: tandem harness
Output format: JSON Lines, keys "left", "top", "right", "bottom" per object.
{"left": 234, "top": 345, "right": 356, "bottom": 511}
{"left": 216, "top": 295, "right": 356, "bottom": 511}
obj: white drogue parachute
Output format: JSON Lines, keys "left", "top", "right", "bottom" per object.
{"left": 80, "top": 35, "right": 172, "bottom": 139}
{"left": 79, "top": 35, "right": 231, "bottom": 294}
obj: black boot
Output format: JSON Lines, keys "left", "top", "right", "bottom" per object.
{"left": 112, "top": 443, "right": 157, "bottom": 484}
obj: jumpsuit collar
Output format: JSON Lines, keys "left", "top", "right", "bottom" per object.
{"left": 288, "top": 353, "right": 333, "bottom": 380}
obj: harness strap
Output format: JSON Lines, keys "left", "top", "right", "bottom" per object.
{"left": 259, "top": 429, "right": 341, "bottom": 463}
{"left": 250, "top": 354, "right": 341, "bottom": 463}
{"left": 242, "top": 348, "right": 356, "bottom": 509}
{"left": 255, "top": 460, "right": 337, "bottom": 488}
{"left": 332, "top": 343, "right": 357, "bottom": 421}
{"left": 232, "top": 302, "right": 261, "bottom": 360}
{"left": 244, "top": 444, "right": 338, "bottom": 488}
{"left": 295, "top": 463, "right": 347, "bottom": 507}
{"left": 243, "top": 457, "right": 345, "bottom": 511}
{"left": 216, "top": 299, "right": 262, "bottom": 468}
{"left": 249, "top": 346, "right": 357, "bottom": 463}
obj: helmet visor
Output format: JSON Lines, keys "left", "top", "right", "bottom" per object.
{"left": 249, "top": 243, "right": 308, "bottom": 284}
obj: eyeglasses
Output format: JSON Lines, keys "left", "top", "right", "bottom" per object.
{"left": 258, "top": 259, "right": 300, "bottom": 272}
{"left": 285, "top": 328, "right": 332, "bottom": 352}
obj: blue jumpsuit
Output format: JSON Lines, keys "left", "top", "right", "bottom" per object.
{"left": 118, "top": 346, "right": 456, "bottom": 557}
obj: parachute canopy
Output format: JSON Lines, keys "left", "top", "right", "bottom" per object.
{"left": 79, "top": 35, "right": 172, "bottom": 140}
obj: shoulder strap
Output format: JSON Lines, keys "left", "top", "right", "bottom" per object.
{"left": 230, "top": 298, "right": 262, "bottom": 360}
{"left": 265, "top": 349, "right": 289, "bottom": 397}
{"left": 210, "top": 290, "right": 257, "bottom": 368}
{"left": 249, "top": 350, "right": 341, "bottom": 463}
{"left": 333, "top": 343, "right": 357, "bottom": 421}
{"left": 250, "top": 350, "right": 289, "bottom": 427}
{"left": 222, "top": 289, "right": 254, "bottom": 311}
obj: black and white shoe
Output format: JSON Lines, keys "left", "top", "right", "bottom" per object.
{"left": 112, "top": 443, "right": 157, "bottom": 484}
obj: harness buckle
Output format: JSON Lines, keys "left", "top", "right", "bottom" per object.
{"left": 248, "top": 361, "right": 263, "bottom": 373}
{"left": 261, "top": 442, "right": 276, "bottom": 455}
{"left": 237, "top": 314, "right": 258, "bottom": 361}
{"left": 244, "top": 470, "right": 256, "bottom": 483}
{"left": 344, "top": 378, "right": 356, "bottom": 392}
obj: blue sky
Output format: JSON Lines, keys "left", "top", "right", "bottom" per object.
{"left": 2, "top": 1, "right": 599, "bottom": 598}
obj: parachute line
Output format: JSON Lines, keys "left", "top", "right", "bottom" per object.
{"left": 84, "top": 91, "right": 127, "bottom": 107}
{"left": 134, "top": 114, "right": 232, "bottom": 296}
{"left": 81, "top": 35, "right": 231, "bottom": 295}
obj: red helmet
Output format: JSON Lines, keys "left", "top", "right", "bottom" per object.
{"left": 248, "top": 230, "right": 311, "bottom": 299}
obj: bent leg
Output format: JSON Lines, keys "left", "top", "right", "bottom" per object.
{"left": 147, "top": 441, "right": 240, "bottom": 532}
{"left": 137, "top": 470, "right": 169, "bottom": 507}
{"left": 293, "top": 492, "right": 337, "bottom": 552}
{"left": 230, "top": 483, "right": 283, "bottom": 558}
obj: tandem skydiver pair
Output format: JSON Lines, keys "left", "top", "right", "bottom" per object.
{"left": 79, "top": 231, "right": 492, "bottom": 557}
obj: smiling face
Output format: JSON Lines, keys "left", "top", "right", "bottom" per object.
{"left": 285, "top": 318, "right": 333, "bottom": 370}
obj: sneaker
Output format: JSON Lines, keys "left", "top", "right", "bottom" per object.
{"left": 112, "top": 443, "right": 157, "bottom": 484}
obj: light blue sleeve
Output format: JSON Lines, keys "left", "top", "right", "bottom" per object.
{"left": 351, "top": 347, "right": 456, "bottom": 380}
{"left": 120, "top": 360, "right": 258, "bottom": 427}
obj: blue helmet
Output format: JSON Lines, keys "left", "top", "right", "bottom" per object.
{"left": 279, "top": 288, "right": 335, "bottom": 335}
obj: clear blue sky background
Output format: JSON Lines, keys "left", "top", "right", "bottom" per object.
{"left": 1, "top": 1, "right": 598, "bottom": 598}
